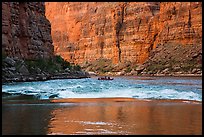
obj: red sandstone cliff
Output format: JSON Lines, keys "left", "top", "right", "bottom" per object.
{"left": 45, "top": 2, "right": 202, "bottom": 65}
{"left": 45, "top": 2, "right": 202, "bottom": 75}
{"left": 142, "top": 2, "right": 202, "bottom": 75}
{"left": 2, "top": 2, "right": 54, "bottom": 60}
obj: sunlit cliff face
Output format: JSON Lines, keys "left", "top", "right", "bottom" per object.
{"left": 45, "top": 2, "right": 202, "bottom": 65}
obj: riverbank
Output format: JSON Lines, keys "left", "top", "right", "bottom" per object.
{"left": 87, "top": 71, "right": 202, "bottom": 77}
{"left": 2, "top": 55, "right": 201, "bottom": 84}
{"left": 82, "top": 57, "right": 202, "bottom": 77}
{"left": 49, "top": 97, "right": 202, "bottom": 104}
{"left": 2, "top": 71, "right": 90, "bottom": 84}
{"left": 2, "top": 97, "right": 202, "bottom": 135}
{"left": 2, "top": 56, "right": 90, "bottom": 84}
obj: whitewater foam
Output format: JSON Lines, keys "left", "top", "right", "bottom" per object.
{"left": 2, "top": 77, "right": 202, "bottom": 101}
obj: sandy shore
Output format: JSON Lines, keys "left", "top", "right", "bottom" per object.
{"left": 50, "top": 97, "right": 202, "bottom": 104}
{"left": 2, "top": 98, "right": 202, "bottom": 135}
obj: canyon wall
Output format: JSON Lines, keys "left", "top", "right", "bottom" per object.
{"left": 45, "top": 2, "right": 202, "bottom": 67}
{"left": 142, "top": 2, "right": 202, "bottom": 75}
{"left": 2, "top": 2, "right": 54, "bottom": 60}
{"left": 2, "top": 2, "right": 90, "bottom": 83}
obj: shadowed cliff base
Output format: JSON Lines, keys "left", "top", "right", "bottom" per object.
{"left": 2, "top": 55, "right": 90, "bottom": 84}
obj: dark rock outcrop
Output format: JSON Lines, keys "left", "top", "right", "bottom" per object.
{"left": 2, "top": 2, "right": 90, "bottom": 83}
{"left": 2, "top": 2, "right": 53, "bottom": 60}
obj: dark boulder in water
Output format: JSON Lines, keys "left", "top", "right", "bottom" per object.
{"left": 49, "top": 94, "right": 59, "bottom": 99}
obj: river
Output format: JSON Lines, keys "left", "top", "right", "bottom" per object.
{"left": 2, "top": 76, "right": 202, "bottom": 135}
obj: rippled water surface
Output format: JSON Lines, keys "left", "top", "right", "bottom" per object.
{"left": 2, "top": 76, "right": 202, "bottom": 101}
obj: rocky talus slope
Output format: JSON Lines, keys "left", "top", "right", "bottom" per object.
{"left": 45, "top": 2, "right": 202, "bottom": 76}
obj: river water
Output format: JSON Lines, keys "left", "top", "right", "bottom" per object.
{"left": 2, "top": 76, "right": 202, "bottom": 135}
{"left": 2, "top": 76, "right": 202, "bottom": 101}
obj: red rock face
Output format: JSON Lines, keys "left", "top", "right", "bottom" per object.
{"left": 45, "top": 2, "right": 202, "bottom": 65}
{"left": 157, "top": 2, "right": 202, "bottom": 47}
{"left": 2, "top": 2, "right": 54, "bottom": 60}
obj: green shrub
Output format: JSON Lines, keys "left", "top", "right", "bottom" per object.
{"left": 25, "top": 58, "right": 59, "bottom": 73}
{"left": 54, "top": 55, "right": 71, "bottom": 69}
{"left": 124, "top": 66, "right": 132, "bottom": 73}
{"left": 99, "top": 68, "right": 107, "bottom": 73}
{"left": 24, "top": 55, "right": 83, "bottom": 73}
{"left": 146, "top": 63, "right": 166, "bottom": 73}
{"left": 73, "top": 65, "right": 81, "bottom": 71}
{"left": 54, "top": 55, "right": 64, "bottom": 64}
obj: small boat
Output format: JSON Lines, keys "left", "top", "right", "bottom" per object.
{"left": 98, "top": 76, "right": 114, "bottom": 80}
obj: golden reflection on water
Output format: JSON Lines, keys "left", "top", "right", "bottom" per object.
{"left": 47, "top": 100, "right": 202, "bottom": 135}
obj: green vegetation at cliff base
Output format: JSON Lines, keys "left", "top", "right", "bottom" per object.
{"left": 25, "top": 55, "right": 81, "bottom": 74}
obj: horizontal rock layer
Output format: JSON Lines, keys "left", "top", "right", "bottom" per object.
{"left": 45, "top": 2, "right": 202, "bottom": 67}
